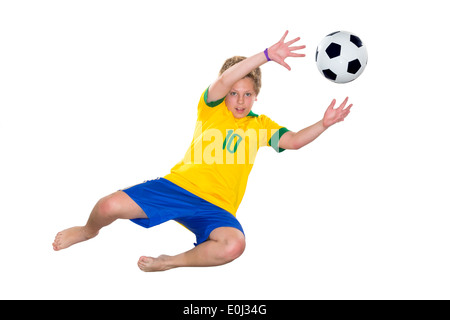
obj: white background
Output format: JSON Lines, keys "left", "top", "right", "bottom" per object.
{"left": 1, "top": 0, "right": 449, "bottom": 299}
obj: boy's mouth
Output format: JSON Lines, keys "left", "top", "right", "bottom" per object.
{"left": 235, "top": 107, "right": 246, "bottom": 113}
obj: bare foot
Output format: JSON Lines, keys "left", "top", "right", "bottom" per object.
{"left": 53, "top": 226, "right": 98, "bottom": 251}
{"left": 137, "top": 255, "right": 172, "bottom": 272}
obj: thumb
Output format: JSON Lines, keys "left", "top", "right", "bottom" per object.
{"left": 327, "top": 99, "right": 336, "bottom": 111}
{"left": 281, "top": 61, "right": 292, "bottom": 71}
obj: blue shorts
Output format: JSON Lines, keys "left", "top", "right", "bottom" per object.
{"left": 122, "top": 178, "right": 244, "bottom": 246}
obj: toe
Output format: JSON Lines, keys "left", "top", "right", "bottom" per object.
{"left": 139, "top": 256, "right": 149, "bottom": 263}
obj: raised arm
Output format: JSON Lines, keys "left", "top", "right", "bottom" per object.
{"left": 207, "top": 31, "right": 306, "bottom": 103}
{"left": 279, "top": 97, "right": 353, "bottom": 150}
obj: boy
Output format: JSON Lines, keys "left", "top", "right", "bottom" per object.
{"left": 53, "top": 31, "right": 352, "bottom": 272}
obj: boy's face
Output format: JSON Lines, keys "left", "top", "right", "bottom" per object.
{"left": 225, "top": 77, "right": 257, "bottom": 119}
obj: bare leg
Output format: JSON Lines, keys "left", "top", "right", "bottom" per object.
{"left": 137, "top": 227, "right": 245, "bottom": 272}
{"left": 53, "top": 191, "right": 146, "bottom": 251}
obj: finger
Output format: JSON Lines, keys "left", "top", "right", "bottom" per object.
{"left": 289, "top": 45, "right": 306, "bottom": 51}
{"left": 327, "top": 99, "right": 337, "bottom": 110}
{"left": 280, "top": 60, "right": 291, "bottom": 71}
{"left": 280, "top": 30, "right": 289, "bottom": 42}
{"left": 285, "top": 37, "right": 301, "bottom": 47}
{"left": 341, "top": 106, "right": 352, "bottom": 119}
{"left": 289, "top": 53, "right": 306, "bottom": 58}
{"left": 339, "top": 97, "right": 349, "bottom": 109}
{"left": 329, "top": 99, "right": 337, "bottom": 109}
{"left": 344, "top": 103, "right": 353, "bottom": 111}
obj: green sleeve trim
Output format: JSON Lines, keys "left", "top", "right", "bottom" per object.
{"left": 268, "top": 127, "right": 290, "bottom": 153}
{"left": 204, "top": 86, "right": 226, "bottom": 108}
{"left": 247, "top": 110, "right": 259, "bottom": 117}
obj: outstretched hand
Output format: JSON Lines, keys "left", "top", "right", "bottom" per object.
{"left": 323, "top": 97, "right": 353, "bottom": 129}
{"left": 267, "top": 31, "right": 306, "bottom": 71}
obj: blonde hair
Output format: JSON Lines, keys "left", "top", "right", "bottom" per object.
{"left": 219, "top": 56, "right": 262, "bottom": 96}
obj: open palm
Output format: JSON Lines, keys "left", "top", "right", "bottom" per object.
{"left": 323, "top": 97, "right": 353, "bottom": 129}
{"left": 268, "top": 31, "right": 306, "bottom": 70}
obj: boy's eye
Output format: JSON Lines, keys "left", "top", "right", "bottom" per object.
{"left": 229, "top": 92, "right": 252, "bottom": 97}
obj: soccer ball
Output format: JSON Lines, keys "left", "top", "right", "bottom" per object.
{"left": 315, "top": 31, "right": 368, "bottom": 83}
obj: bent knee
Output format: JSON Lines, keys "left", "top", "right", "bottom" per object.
{"left": 222, "top": 236, "right": 246, "bottom": 262}
{"left": 96, "top": 193, "right": 122, "bottom": 219}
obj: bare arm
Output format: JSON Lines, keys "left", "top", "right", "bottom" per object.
{"left": 207, "top": 52, "right": 267, "bottom": 103}
{"left": 207, "top": 31, "right": 305, "bottom": 103}
{"left": 279, "top": 98, "right": 353, "bottom": 150}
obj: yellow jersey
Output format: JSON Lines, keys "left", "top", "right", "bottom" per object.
{"left": 164, "top": 88, "right": 289, "bottom": 215}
